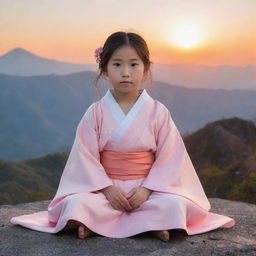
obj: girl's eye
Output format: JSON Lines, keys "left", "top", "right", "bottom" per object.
{"left": 113, "top": 63, "right": 139, "bottom": 67}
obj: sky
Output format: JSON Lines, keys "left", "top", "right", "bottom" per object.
{"left": 0, "top": 0, "right": 255, "bottom": 66}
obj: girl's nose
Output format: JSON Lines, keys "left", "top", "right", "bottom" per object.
{"left": 121, "top": 66, "right": 130, "bottom": 76}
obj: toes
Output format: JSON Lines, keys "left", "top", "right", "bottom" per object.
{"left": 152, "top": 230, "right": 170, "bottom": 242}
{"left": 78, "top": 225, "right": 86, "bottom": 239}
{"left": 78, "top": 224, "right": 94, "bottom": 239}
{"left": 162, "top": 230, "right": 170, "bottom": 242}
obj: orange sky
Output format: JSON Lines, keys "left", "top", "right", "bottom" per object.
{"left": 0, "top": 0, "right": 255, "bottom": 66}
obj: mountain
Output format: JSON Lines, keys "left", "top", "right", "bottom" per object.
{"left": 0, "top": 153, "right": 68, "bottom": 204}
{"left": 148, "top": 82, "right": 256, "bottom": 131}
{"left": 152, "top": 63, "right": 256, "bottom": 91}
{"left": 0, "top": 47, "right": 96, "bottom": 76}
{"left": 184, "top": 117, "right": 256, "bottom": 203}
{"left": 0, "top": 71, "right": 105, "bottom": 161}
{"left": 0, "top": 47, "right": 255, "bottom": 90}
{"left": 0, "top": 71, "right": 256, "bottom": 161}
{"left": 0, "top": 117, "right": 255, "bottom": 206}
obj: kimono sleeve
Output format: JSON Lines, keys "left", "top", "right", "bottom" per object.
{"left": 141, "top": 106, "right": 211, "bottom": 211}
{"left": 48, "top": 103, "right": 113, "bottom": 210}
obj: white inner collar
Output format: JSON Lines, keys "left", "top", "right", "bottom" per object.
{"left": 103, "top": 88, "right": 150, "bottom": 124}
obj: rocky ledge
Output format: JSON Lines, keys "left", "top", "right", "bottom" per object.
{"left": 0, "top": 198, "right": 255, "bottom": 256}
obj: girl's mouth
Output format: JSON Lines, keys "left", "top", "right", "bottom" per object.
{"left": 120, "top": 81, "right": 132, "bottom": 85}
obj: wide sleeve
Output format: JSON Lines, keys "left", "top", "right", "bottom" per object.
{"left": 48, "top": 103, "right": 114, "bottom": 210}
{"left": 141, "top": 107, "right": 211, "bottom": 211}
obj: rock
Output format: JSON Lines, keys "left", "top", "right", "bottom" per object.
{"left": 0, "top": 198, "right": 255, "bottom": 256}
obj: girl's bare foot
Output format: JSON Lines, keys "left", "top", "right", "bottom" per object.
{"left": 63, "top": 220, "right": 94, "bottom": 239}
{"left": 152, "top": 230, "right": 170, "bottom": 242}
{"left": 78, "top": 224, "right": 94, "bottom": 239}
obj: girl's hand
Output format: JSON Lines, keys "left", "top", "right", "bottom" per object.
{"left": 99, "top": 185, "right": 133, "bottom": 212}
{"left": 125, "top": 187, "right": 152, "bottom": 210}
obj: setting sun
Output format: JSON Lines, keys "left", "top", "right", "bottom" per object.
{"left": 170, "top": 23, "right": 203, "bottom": 49}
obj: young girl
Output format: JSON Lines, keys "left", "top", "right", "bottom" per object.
{"left": 10, "top": 31, "right": 235, "bottom": 242}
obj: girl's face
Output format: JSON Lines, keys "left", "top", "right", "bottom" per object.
{"left": 103, "top": 45, "right": 146, "bottom": 94}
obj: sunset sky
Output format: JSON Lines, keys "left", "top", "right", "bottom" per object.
{"left": 0, "top": 0, "right": 255, "bottom": 66}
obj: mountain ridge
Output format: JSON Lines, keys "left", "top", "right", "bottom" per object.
{"left": 1, "top": 47, "right": 255, "bottom": 90}
{"left": 1, "top": 71, "right": 256, "bottom": 161}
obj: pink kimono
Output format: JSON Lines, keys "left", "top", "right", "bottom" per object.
{"left": 10, "top": 88, "right": 235, "bottom": 238}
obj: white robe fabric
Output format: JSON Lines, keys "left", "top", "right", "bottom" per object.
{"left": 10, "top": 88, "right": 235, "bottom": 238}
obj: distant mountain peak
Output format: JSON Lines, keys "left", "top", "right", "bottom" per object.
{"left": 11, "top": 47, "right": 29, "bottom": 53}
{"left": 0, "top": 47, "right": 95, "bottom": 76}
{"left": 1, "top": 47, "right": 43, "bottom": 60}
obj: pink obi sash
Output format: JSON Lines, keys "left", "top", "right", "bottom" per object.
{"left": 100, "top": 150, "right": 155, "bottom": 180}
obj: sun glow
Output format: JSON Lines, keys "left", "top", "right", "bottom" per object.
{"left": 170, "top": 23, "right": 203, "bottom": 49}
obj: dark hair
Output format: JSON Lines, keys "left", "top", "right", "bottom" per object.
{"left": 93, "top": 31, "right": 153, "bottom": 95}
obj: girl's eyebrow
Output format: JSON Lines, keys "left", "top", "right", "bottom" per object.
{"left": 111, "top": 58, "right": 140, "bottom": 61}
